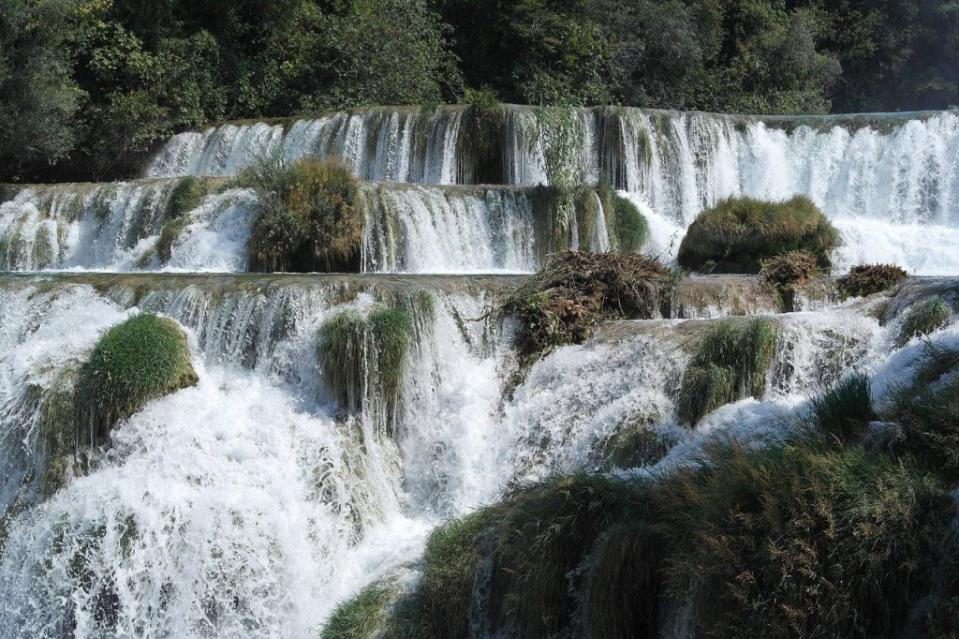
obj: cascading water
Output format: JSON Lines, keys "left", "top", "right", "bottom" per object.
{"left": 2, "top": 102, "right": 959, "bottom": 638}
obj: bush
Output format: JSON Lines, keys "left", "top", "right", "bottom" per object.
{"left": 316, "top": 306, "right": 412, "bottom": 417}
{"left": 659, "top": 441, "right": 952, "bottom": 638}
{"left": 897, "top": 298, "right": 951, "bottom": 347}
{"left": 677, "top": 319, "right": 777, "bottom": 424}
{"left": 504, "top": 251, "right": 675, "bottom": 361}
{"left": 322, "top": 580, "right": 398, "bottom": 639}
{"left": 677, "top": 196, "right": 839, "bottom": 274}
{"left": 74, "top": 314, "right": 197, "bottom": 445}
{"left": 597, "top": 183, "right": 648, "bottom": 253}
{"left": 809, "top": 372, "right": 875, "bottom": 443}
{"left": 244, "top": 156, "right": 362, "bottom": 273}
{"left": 836, "top": 264, "right": 907, "bottom": 298}
{"left": 165, "top": 176, "right": 207, "bottom": 219}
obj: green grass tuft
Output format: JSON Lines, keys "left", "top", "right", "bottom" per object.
{"left": 316, "top": 306, "right": 412, "bottom": 419}
{"left": 244, "top": 155, "right": 362, "bottom": 273}
{"left": 322, "top": 580, "right": 398, "bottom": 639}
{"left": 677, "top": 196, "right": 839, "bottom": 274}
{"left": 677, "top": 319, "right": 777, "bottom": 424}
{"left": 808, "top": 372, "right": 875, "bottom": 443}
{"left": 599, "top": 422, "right": 676, "bottom": 470}
{"left": 598, "top": 182, "right": 647, "bottom": 253}
{"left": 837, "top": 263, "right": 907, "bottom": 298}
{"left": 74, "top": 313, "right": 197, "bottom": 445}
{"left": 897, "top": 298, "right": 951, "bottom": 346}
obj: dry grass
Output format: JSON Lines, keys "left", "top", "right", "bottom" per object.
{"left": 836, "top": 263, "right": 907, "bottom": 298}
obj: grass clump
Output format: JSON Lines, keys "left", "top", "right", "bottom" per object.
{"left": 597, "top": 182, "right": 648, "bottom": 253}
{"left": 836, "top": 263, "right": 907, "bottom": 298}
{"left": 677, "top": 196, "right": 839, "bottom": 274}
{"left": 677, "top": 319, "right": 777, "bottom": 424}
{"left": 165, "top": 176, "right": 207, "bottom": 219}
{"left": 243, "top": 154, "right": 362, "bottom": 273}
{"left": 504, "top": 250, "right": 675, "bottom": 361}
{"left": 316, "top": 306, "right": 412, "bottom": 417}
{"left": 74, "top": 313, "right": 197, "bottom": 445}
{"left": 809, "top": 372, "right": 875, "bottom": 443}
{"left": 322, "top": 580, "right": 398, "bottom": 639}
{"left": 660, "top": 441, "right": 951, "bottom": 638}
{"left": 897, "top": 298, "right": 951, "bottom": 346}
{"left": 885, "top": 346, "right": 959, "bottom": 482}
{"left": 599, "top": 421, "right": 676, "bottom": 470}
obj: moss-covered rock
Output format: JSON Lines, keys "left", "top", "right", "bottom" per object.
{"left": 597, "top": 182, "right": 647, "bottom": 253}
{"left": 74, "top": 313, "right": 197, "bottom": 445}
{"left": 837, "top": 263, "right": 907, "bottom": 298}
{"left": 505, "top": 250, "right": 676, "bottom": 362}
{"left": 316, "top": 306, "right": 412, "bottom": 418}
{"left": 245, "top": 156, "right": 362, "bottom": 272}
{"left": 897, "top": 298, "right": 950, "bottom": 346}
{"left": 677, "top": 318, "right": 777, "bottom": 424}
{"left": 165, "top": 176, "right": 208, "bottom": 219}
{"left": 677, "top": 196, "right": 840, "bottom": 274}
{"left": 156, "top": 216, "right": 189, "bottom": 263}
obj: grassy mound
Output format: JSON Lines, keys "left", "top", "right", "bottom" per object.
{"left": 599, "top": 421, "right": 676, "bottom": 470}
{"left": 660, "top": 441, "right": 950, "bottom": 638}
{"left": 504, "top": 250, "right": 675, "bottom": 361}
{"left": 244, "top": 155, "right": 362, "bottom": 272}
{"left": 836, "top": 263, "right": 907, "bottom": 298}
{"left": 677, "top": 319, "right": 777, "bottom": 424}
{"left": 677, "top": 196, "right": 840, "bottom": 274}
{"left": 316, "top": 306, "right": 412, "bottom": 416}
{"left": 156, "top": 216, "right": 189, "bottom": 263}
{"left": 897, "top": 298, "right": 951, "bottom": 346}
{"left": 74, "top": 314, "right": 197, "bottom": 445}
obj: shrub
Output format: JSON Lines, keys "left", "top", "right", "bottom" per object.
{"left": 322, "top": 580, "right": 398, "bottom": 639}
{"left": 597, "top": 182, "right": 648, "bottom": 253}
{"left": 316, "top": 306, "right": 412, "bottom": 416}
{"left": 659, "top": 441, "right": 952, "bottom": 639}
{"left": 677, "top": 319, "right": 777, "bottom": 424}
{"left": 836, "top": 263, "right": 907, "bottom": 298}
{"left": 809, "top": 372, "right": 875, "bottom": 443}
{"left": 74, "top": 314, "right": 197, "bottom": 445}
{"left": 677, "top": 196, "right": 839, "bottom": 274}
{"left": 504, "top": 250, "right": 675, "bottom": 361}
{"left": 165, "top": 176, "right": 207, "bottom": 219}
{"left": 244, "top": 156, "right": 362, "bottom": 273}
{"left": 897, "top": 298, "right": 951, "bottom": 346}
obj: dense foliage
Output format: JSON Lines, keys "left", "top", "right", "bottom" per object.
{"left": 2, "top": 0, "right": 957, "bottom": 182}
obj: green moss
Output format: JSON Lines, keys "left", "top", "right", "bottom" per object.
{"left": 597, "top": 182, "right": 647, "bottom": 253}
{"left": 897, "top": 298, "right": 951, "bottom": 346}
{"left": 677, "top": 196, "right": 840, "bottom": 274}
{"left": 165, "top": 176, "right": 207, "bottom": 220}
{"left": 659, "top": 441, "right": 951, "bottom": 638}
{"left": 504, "top": 250, "right": 676, "bottom": 362}
{"left": 677, "top": 319, "right": 777, "bottom": 424}
{"left": 244, "top": 155, "right": 362, "bottom": 273}
{"left": 74, "top": 313, "right": 197, "bottom": 445}
{"left": 322, "top": 580, "right": 399, "bottom": 639}
{"left": 316, "top": 306, "right": 412, "bottom": 416}
{"left": 809, "top": 372, "right": 875, "bottom": 443}
{"left": 156, "top": 216, "right": 189, "bottom": 263}
{"left": 837, "top": 263, "right": 907, "bottom": 298}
